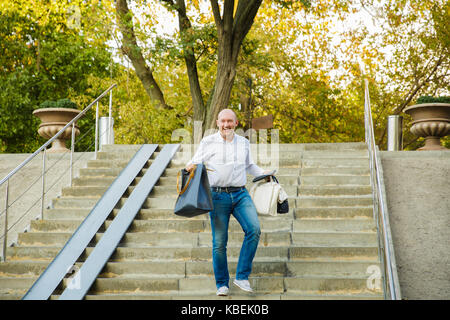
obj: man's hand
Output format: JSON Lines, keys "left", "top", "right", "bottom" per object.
{"left": 262, "top": 170, "right": 273, "bottom": 182}
{"left": 185, "top": 163, "right": 195, "bottom": 172}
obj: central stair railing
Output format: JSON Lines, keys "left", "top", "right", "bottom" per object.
{"left": 22, "top": 143, "right": 180, "bottom": 299}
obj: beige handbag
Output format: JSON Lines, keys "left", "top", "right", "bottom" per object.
{"left": 249, "top": 177, "right": 288, "bottom": 216}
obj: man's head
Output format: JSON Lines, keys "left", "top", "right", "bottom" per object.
{"left": 217, "top": 109, "right": 238, "bottom": 140}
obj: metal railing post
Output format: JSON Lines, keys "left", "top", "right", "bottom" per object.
{"left": 2, "top": 180, "right": 9, "bottom": 262}
{"left": 108, "top": 90, "right": 113, "bottom": 144}
{"left": 70, "top": 122, "right": 75, "bottom": 186}
{"left": 40, "top": 148, "right": 46, "bottom": 220}
{"left": 95, "top": 101, "right": 99, "bottom": 160}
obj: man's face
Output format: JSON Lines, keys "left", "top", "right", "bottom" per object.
{"left": 217, "top": 111, "right": 238, "bottom": 138}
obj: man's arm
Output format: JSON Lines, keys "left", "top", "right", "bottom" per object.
{"left": 185, "top": 140, "right": 206, "bottom": 172}
{"left": 245, "top": 142, "right": 272, "bottom": 177}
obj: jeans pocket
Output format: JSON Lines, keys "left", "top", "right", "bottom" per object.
{"left": 212, "top": 191, "right": 222, "bottom": 201}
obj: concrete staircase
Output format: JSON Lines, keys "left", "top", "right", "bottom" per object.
{"left": 0, "top": 143, "right": 384, "bottom": 300}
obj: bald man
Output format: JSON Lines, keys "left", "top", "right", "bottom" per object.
{"left": 186, "top": 109, "right": 271, "bottom": 296}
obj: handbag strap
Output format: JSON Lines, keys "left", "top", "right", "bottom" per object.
{"left": 177, "top": 165, "right": 196, "bottom": 195}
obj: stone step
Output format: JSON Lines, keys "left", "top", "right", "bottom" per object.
{"left": 295, "top": 207, "right": 373, "bottom": 219}
{"left": 301, "top": 167, "right": 369, "bottom": 176}
{"left": 44, "top": 208, "right": 94, "bottom": 220}
{"left": 75, "top": 276, "right": 381, "bottom": 295}
{"left": 293, "top": 218, "right": 376, "bottom": 233}
{"left": 78, "top": 167, "right": 123, "bottom": 178}
{"left": 34, "top": 214, "right": 375, "bottom": 234}
{"left": 30, "top": 218, "right": 294, "bottom": 233}
{"left": 62, "top": 186, "right": 109, "bottom": 197}
{"left": 89, "top": 260, "right": 379, "bottom": 279}
{"left": 52, "top": 197, "right": 100, "bottom": 209}
{"left": 72, "top": 176, "right": 116, "bottom": 187}
{"left": 17, "top": 231, "right": 377, "bottom": 248}
{"left": 301, "top": 142, "right": 367, "bottom": 151}
{"left": 300, "top": 175, "right": 370, "bottom": 186}
{"left": 0, "top": 278, "right": 37, "bottom": 295}
{"left": 7, "top": 245, "right": 379, "bottom": 262}
{"left": 298, "top": 185, "right": 372, "bottom": 196}
{"left": 284, "top": 276, "right": 382, "bottom": 294}
{"left": 295, "top": 195, "right": 373, "bottom": 207}
{"left": 49, "top": 292, "right": 382, "bottom": 300}
{"left": 86, "top": 159, "right": 142, "bottom": 169}
{"left": 100, "top": 144, "right": 144, "bottom": 152}
{"left": 0, "top": 290, "right": 383, "bottom": 301}
{"left": 291, "top": 232, "right": 377, "bottom": 246}
{"left": 302, "top": 158, "right": 369, "bottom": 168}
{"left": 95, "top": 151, "right": 144, "bottom": 161}
{"left": 0, "top": 261, "right": 49, "bottom": 277}
{"left": 112, "top": 208, "right": 290, "bottom": 220}
{"left": 302, "top": 151, "right": 368, "bottom": 159}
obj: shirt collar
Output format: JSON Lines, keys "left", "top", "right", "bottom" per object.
{"left": 216, "top": 131, "right": 236, "bottom": 143}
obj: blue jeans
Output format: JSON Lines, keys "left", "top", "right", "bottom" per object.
{"left": 209, "top": 188, "right": 261, "bottom": 289}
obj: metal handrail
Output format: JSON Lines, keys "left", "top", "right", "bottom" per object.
{"left": 362, "top": 75, "right": 402, "bottom": 300}
{"left": 0, "top": 83, "right": 116, "bottom": 187}
{"left": 1, "top": 83, "right": 117, "bottom": 262}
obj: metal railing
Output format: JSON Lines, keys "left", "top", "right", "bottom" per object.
{"left": 0, "top": 84, "right": 117, "bottom": 262}
{"left": 362, "top": 76, "right": 402, "bottom": 300}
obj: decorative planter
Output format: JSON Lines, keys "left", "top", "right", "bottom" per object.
{"left": 33, "top": 108, "right": 81, "bottom": 153}
{"left": 403, "top": 103, "right": 450, "bottom": 151}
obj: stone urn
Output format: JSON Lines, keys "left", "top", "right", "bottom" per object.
{"left": 33, "top": 108, "right": 81, "bottom": 153}
{"left": 403, "top": 103, "right": 450, "bottom": 151}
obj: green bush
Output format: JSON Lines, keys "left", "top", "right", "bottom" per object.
{"left": 56, "top": 98, "right": 78, "bottom": 109}
{"left": 39, "top": 99, "right": 78, "bottom": 109}
{"left": 416, "top": 96, "right": 450, "bottom": 104}
{"left": 39, "top": 100, "right": 58, "bottom": 109}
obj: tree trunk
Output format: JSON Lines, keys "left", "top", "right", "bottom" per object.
{"left": 205, "top": 56, "right": 239, "bottom": 130}
{"left": 205, "top": 0, "right": 263, "bottom": 131}
{"left": 116, "top": 0, "right": 168, "bottom": 109}
{"left": 174, "top": 0, "right": 206, "bottom": 124}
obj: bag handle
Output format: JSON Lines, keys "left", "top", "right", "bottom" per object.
{"left": 177, "top": 165, "right": 196, "bottom": 195}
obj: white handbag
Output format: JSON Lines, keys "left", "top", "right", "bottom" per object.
{"left": 249, "top": 177, "right": 288, "bottom": 216}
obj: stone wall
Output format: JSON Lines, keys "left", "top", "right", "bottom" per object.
{"left": 0, "top": 152, "right": 93, "bottom": 250}
{"left": 380, "top": 151, "right": 450, "bottom": 300}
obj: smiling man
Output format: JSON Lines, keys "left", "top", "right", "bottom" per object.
{"left": 185, "top": 108, "right": 270, "bottom": 296}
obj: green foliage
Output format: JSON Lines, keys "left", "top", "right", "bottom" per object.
{"left": 2, "top": 0, "right": 449, "bottom": 154}
{"left": 416, "top": 96, "right": 450, "bottom": 104}
{"left": 39, "top": 98, "right": 78, "bottom": 109}
{"left": 0, "top": 0, "right": 113, "bottom": 153}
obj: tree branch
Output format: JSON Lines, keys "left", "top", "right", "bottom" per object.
{"left": 394, "top": 55, "right": 444, "bottom": 114}
{"left": 116, "top": 0, "right": 168, "bottom": 109}
{"left": 210, "top": 0, "right": 223, "bottom": 35}
{"left": 174, "top": 0, "right": 206, "bottom": 123}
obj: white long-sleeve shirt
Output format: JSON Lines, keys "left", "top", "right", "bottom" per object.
{"left": 186, "top": 132, "right": 265, "bottom": 187}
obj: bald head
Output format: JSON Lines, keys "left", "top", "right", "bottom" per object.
{"left": 218, "top": 108, "right": 237, "bottom": 121}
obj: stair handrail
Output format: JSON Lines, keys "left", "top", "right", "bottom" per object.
{"left": 362, "top": 73, "right": 401, "bottom": 300}
{"left": 0, "top": 83, "right": 117, "bottom": 262}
